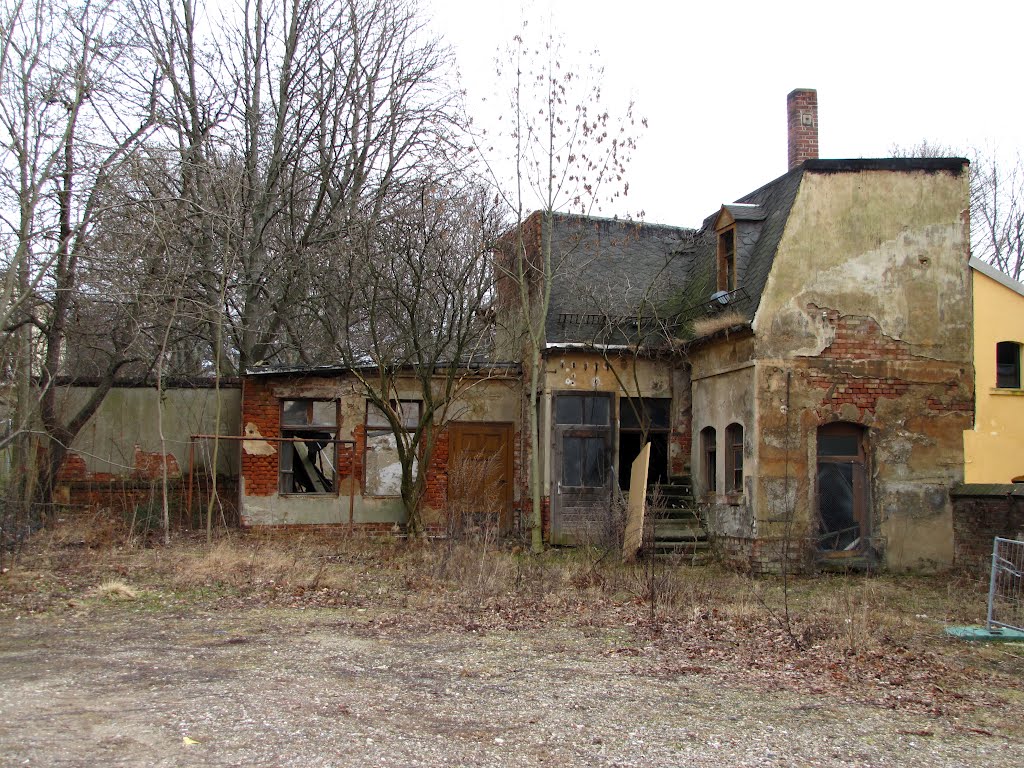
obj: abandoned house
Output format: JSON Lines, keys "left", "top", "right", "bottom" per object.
{"left": 54, "top": 89, "right": 976, "bottom": 572}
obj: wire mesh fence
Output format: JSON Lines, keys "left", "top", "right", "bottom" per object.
{"left": 987, "top": 537, "right": 1024, "bottom": 632}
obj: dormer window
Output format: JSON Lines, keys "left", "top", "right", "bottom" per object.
{"left": 717, "top": 226, "right": 736, "bottom": 292}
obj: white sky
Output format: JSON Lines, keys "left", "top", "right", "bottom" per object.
{"left": 428, "top": 0, "right": 1023, "bottom": 227}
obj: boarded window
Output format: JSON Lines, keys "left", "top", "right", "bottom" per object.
{"left": 279, "top": 399, "right": 338, "bottom": 495}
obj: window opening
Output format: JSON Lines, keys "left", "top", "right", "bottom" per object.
{"left": 554, "top": 393, "right": 611, "bottom": 489}
{"left": 364, "top": 400, "right": 421, "bottom": 497}
{"left": 280, "top": 399, "right": 338, "bottom": 494}
{"left": 725, "top": 423, "right": 743, "bottom": 493}
{"left": 701, "top": 426, "right": 717, "bottom": 493}
{"left": 996, "top": 341, "right": 1021, "bottom": 389}
{"left": 717, "top": 228, "right": 736, "bottom": 292}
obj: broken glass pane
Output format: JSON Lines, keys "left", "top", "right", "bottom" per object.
{"left": 818, "top": 461, "right": 858, "bottom": 550}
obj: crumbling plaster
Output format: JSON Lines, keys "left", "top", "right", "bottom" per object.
{"left": 240, "top": 373, "right": 520, "bottom": 527}
{"left": 745, "top": 167, "right": 972, "bottom": 570}
{"left": 753, "top": 170, "right": 971, "bottom": 360}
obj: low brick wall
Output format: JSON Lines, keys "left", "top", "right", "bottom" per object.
{"left": 950, "top": 484, "right": 1024, "bottom": 573}
{"left": 55, "top": 476, "right": 239, "bottom": 530}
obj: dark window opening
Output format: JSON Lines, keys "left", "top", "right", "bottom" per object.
{"left": 996, "top": 341, "right": 1021, "bottom": 388}
{"left": 701, "top": 426, "right": 717, "bottom": 493}
{"left": 555, "top": 394, "right": 610, "bottom": 426}
{"left": 280, "top": 399, "right": 338, "bottom": 495}
{"left": 725, "top": 423, "right": 743, "bottom": 493}
{"left": 717, "top": 228, "right": 736, "bottom": 292}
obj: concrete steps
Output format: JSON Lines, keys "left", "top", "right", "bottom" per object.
{"left": 645, "top": 477, "right": 711, "bottom": 563}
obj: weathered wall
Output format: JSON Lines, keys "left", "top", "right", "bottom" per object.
{"left": 950, "top": 485, "right": 1024, "bottom": 574}
{"left": 688, "top": 333, "right": 756, "bottom": 540}
{"left": 239, "top": 372, "right": 521, "bottom": 528}
{"left": 539, "top": 349, "right": 687, "bottom": 543}
{"left": 964, "top": 265, "right": 1024, "bottom": 482}
{"left": 57, "top": 385, "right": 241, "bottom": 478}
{"left": 752, "top": 166, "right": 973, "bottom": 571}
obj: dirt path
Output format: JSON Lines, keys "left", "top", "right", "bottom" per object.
{"left": 0, "top": 603, "right": 1018, "bottom": 767}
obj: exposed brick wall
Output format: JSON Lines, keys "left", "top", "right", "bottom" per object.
{"left": 56, "top": 476, "right": 239, "bottom": 526}
{"left": 787, "top": 88, "right": 818, "bottom": 170}
{"left": 951, "top": 487, "right": 1024, "bottom": 574}
{"left": 806, "top": 316, "right": 973, "bottom": 418}
{"left": 240, "top": 377, "right": 280, "bottom": 496}
{"left": 422, "top": 428, "right": 450, "bottom": 509}
{"left": 58, "top": 448, "right": 180, "bottom": 483}
{"left": 715, "top": 534, "right": 815, "bottom": 575}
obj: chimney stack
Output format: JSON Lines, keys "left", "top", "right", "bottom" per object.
{"left": 787, "top": 88, "right": 818, "bottom": 170}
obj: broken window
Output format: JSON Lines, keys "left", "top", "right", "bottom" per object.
{"left": 816, "top": 422, "right": 868, "bottom": 553}
{"left": 725, "top": 423, "right": 744, "bottom": 493}
{"left": 997, "top": 341, "right": 1021, "bottom": 388}
{"left": 364, "top": 400, "right": 421, "bottom": 497}
{"left": 618, "top": 397, "right": 671, "bottom": 490}
{"left": 701, "top": 426, "right": 717, "bottom": 493}
{"left": 279, "top": 399, "right": 338, "bottom": 494}
{"left": 717, "top": 227, "right": 736, "bottom": 292}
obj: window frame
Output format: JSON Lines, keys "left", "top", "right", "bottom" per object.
{"left": 725, "top": 423, "right": 744, "bottom": 494}
{"left": 717, "top": 226, "right": 737, "bottom": 292}
{"left": 996, "top": 341, "right": 1022, "bottom": 389}
{"left": 700, "top": 426, "right": 717, "bottom": 494}
{"left": 554, "top": 392, "right": 612, "bottom": 490}
{"left": 363, "top": 399, "right": 422, "bottom": 498}
{"left": 279, "top": 398, "right": 339, "bottom": 496}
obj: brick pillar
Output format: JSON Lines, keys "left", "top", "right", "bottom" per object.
{"left": 787, "top": 88, "right": 818, "bottom": 170}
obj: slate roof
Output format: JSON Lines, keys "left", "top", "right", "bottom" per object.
{"left": 543, "top": 214, "right": 699, "bottom": 344}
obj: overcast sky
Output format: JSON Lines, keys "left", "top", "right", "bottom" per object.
{"left": 427, "top": 0, "right": 1022, "bottom": 227}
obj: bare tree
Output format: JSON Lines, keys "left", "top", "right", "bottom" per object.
{"left": 0, "top": 0, "right": 159, "bottom": 521}
{"left": 321, "top": 172, "right": 503, "bottom": 533}
{"left": 481, "top": 27, "right": 641, "bottom": 552}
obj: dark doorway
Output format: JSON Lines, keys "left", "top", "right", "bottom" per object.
{"left": 618, "top": 397, "right": 671, "bottom": 491}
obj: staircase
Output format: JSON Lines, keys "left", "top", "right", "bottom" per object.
{"left": 646, "top": 476, "right": 711, "bottom": 563}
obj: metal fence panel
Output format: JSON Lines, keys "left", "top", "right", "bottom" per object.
{"left": 987, "top": 537, "right": 1024, "bottom": 632}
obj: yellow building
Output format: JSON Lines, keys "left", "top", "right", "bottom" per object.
{"left": 964, "top": 257, "right": 1024, "bottom": 483}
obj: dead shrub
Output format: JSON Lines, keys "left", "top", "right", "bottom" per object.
{"left": 95, "top": 579, "right": 138, "bottom": 600}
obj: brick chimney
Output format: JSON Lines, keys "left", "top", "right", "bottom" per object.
{"left": 787, "top": 88, "right": 818, "bottom": 170}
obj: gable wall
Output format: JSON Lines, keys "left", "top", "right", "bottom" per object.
{"left": 744, "top": 167, "right": 973, "bottom": 571}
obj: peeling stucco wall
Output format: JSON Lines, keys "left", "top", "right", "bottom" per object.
{"left": 689, "top": 334, "right": 756, "bottom": 540}
{"left": 748, "top": 166, "right": 972, "bottom": 571}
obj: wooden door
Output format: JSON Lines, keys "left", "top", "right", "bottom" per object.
{"left": 448, "top": 422, "right": 514, "bottom": 533}
{"left": 551, "top": 393, "right": 613, "bottom": 545}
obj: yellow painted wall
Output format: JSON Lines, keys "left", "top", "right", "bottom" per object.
{"left": 964, "top": 265, "right": 1024, "bottom": 482}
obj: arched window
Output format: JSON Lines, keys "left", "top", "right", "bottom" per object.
{"left": 996, "top": 341, "right": 1021, "bottom": 389}
{"left": 700, "top": 426, "right": 717, "bottom": 493}
{"left": 725, "top": 423, "right": 744, "bottom": 493}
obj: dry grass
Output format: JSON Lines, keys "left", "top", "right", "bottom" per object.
{"left": 0, "top": 517, "right": 1002, "bottom": 654}
{"left": 95, "top": 579, "right": 138, "bottom": 600}
{"left": 691, "top": 310, "right": 746, "bottom": 338}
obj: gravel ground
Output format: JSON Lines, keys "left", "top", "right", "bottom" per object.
{"left": 0, "top": 603, "right": 1019, "bottom": 767}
